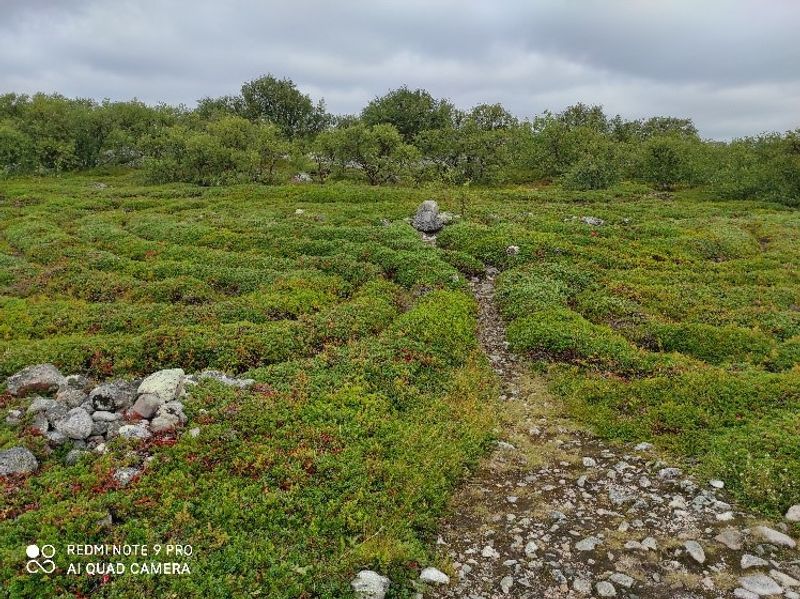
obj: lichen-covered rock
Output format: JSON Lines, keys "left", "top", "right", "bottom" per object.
{"left": 0, "top": 446, "right": 38, "bottom": 476}
{"left": 6, "top": 364, "right": 66, "bottom": 397}
{"left": 351, "top": 570, "right": 390, "bottom": 599}
{"left": 412, "top": 200, "right": 444, "bottom": 233}
{"left": 55, "top": 407, "right": 94, "bottom": 440}
{"left": 150, "top": 413, "right": 180, "bottom": 433}
{"left": 197, "top": 370, "right": 255, "bottom": 389}
{"left": 117, "top": 424, "right": 151, "bottom": 440}
{"left": 137, "top": 369, "right": 185, "bottom": 403}
{"left": 56, "top": 387, "right": 88, "bottom": 408}
{"left": 90, "top": 380, "right": 136, "bottom": 411}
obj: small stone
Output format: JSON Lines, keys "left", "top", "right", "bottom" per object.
{"left": 151, "top": 413, "right": 179, "bottom": 433}
{"left": 751, "top": 525, "right": 796, "bottom": 548}
{"left": 710, "top": 479, "right": 724, "bottom": 489}
{"left": 669, "top": 496, "right": 687, "bottom": 509}
{"left": 741, "top": 554, "right": 769, "bottom": 569}
{"left": 130, "top": 394, "right": 163, "bottom": 419}
{"left": 581, "top": 216, "right": 605, "bottom": 227}
{"left": 56, "top": 387, "right": 88, "bottom": 408}
{"left": 684, "top": 540, "right": 705, "bottom": 564}
{"left": 117, "top": 424, "right": 151, "bottom": 440}
{"left": 609, "top": 573, "right": 634, "bottom": 588}
{"left": 64, "top": 449, "right": 88, "bottom": 466}
{"left": 90, "top": 380, "right": 136, "bottom": 411}
{"left": 641, "top": 537, "right": 658, "bottom": 551}
{"left": 595, "top": 580, "right": 616, "bottom": 597}
{"left": 496, "top": 441, "right": 516, "bottom": 450}
{"left": 188, "top": 427, "right": 200, "bottom": 438}
{"left": 92, "top": 410, "right": 121, "bottom": 422}
{"left": 733, "top": 589, "right": 759, "bottom": 599}
{"left": 786, "top": 505, "right": 800, "bottom": 522}
{"left": 45, "top": 430, "right": 67, "bottom": 446}
{"left": 714, "top": 528, "right": 743, "bottom": 550}
{"left": 505, "top": 245, "right": 520, "bottom": 256}
{"left": 582, "top": 457, "right": 597, "bottom": 468}
{"left": 481, "top": 545, "right": 500, "bottom": 559}
{"left": 27, "top": 396, "right": 58, "bottom": 414}
{"left": 419, "top": 567, "right": 449, "bottom": 585}
{"left": 137, "top": 369, "right": 185, "bottom": 403}
{"left": 0, "top": 446, "right": 38, "bottom": 475}
{"left": 738, "top": 574, "right": 782, "bottom": 596}
{"left": 6, "top": 364, "right": 66, "bottom": 396}
{"left": 634, "top": 442, "right": 653, "bottom": 451}
{"left": 351, "top": 570, "right": 390, "bottom": 599}
{"left": 524, "top": 541, "right": 538, "bottom": 557}
{"left": 658, "top": 467, "right": 682, "bottom": 480}
{"left": 5, "top": 409, "right": 22, "bottom": 425}
{"left": 573, "top": 578, "right": 592, "bottom": 595}
{"left": 500, "top": 576, "right": 514, "bottom": 593}
{"left": 575, "top": 536, "right": 602, "bottom": 551}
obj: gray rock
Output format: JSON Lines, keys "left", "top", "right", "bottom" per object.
{"left": 609, "top": 573, "right": 634, "bottom": 588}
{"left": 27, "top": 396, "right": 57, "bottom": 414}
{"left": 715, "top": 528, "right": 743, "bottom": 550}
{"left": 6, "top": 364, "right": 66, "bottom": 396}
{"left": 500, "top": 576, "right": 514, "bottom": 593}
{"left": 684, "top": 540, "right": 705, "bottom": 564}
{"left": 0, "top": 446, "right": 38, "bottom": 475}
{"left": 351, "top": 570, "right": 390, "bottom": 599}
{"left": 117, "top": 424, "right": 151, "bottom": 440}
{"left": 581, "top": 216, "right": 605, "bottom": 227}
{"left": 91, "top": 410, "right": 121, "bottom": 422}
{"left": 31, "top": 412, "right": 49, "bottom": 434}
{"left": 137, "top": 369, "right": 185, "bottom": 403}
{"left": 506, "top": 245, "right": 520, "bottom": 256}
{"left": 45, "top": 430, "right": 68, "bottom": 446}
{"left": 770, "top": 570, "right": 799, "bottom": 587}
{"left": 44, "top": 402, "right": 69, "bottom": 425}
{"left": 751, "top": 525, "right": 796, "bottom": 548}
{"left": 55, "top": 408, "right": 94, "bottom": 439}
{"left": 596, "top": 580, "right": 617, "bottom": 597}
{"left": 786, "top": 505, "right": 800, "bottom": 522}
{"left": 292, "top": 172, "right": 312, "bottom": 183}
{"left": 741, "top": 554, "right": 769, "bottom": 569}
{"left": 90, "top": 380, "right": 136, "bottom": 411}
{"left": 113, "top": 467, "right": 141, "bottom": 487}
{"left": 573, "top": 578, "right": 592, "bottom": 595}
{"left": 130, "top": 394, "right": 163, "bottom": 419}
{"left": 91, "top": 421, "right": 108, "bottom": 436}
{"left": 524, "top": 540, "right": 538, "bottom": 556}
{"left": 150, "top": 413, "right": 179, "bottom": 433}
{"left": 56, "top": 387, "right": 88, "bottom": 408}
{"left": 5, "top": 409, "right": 22, "bottom": 425}
{"left": 733, "top": 589, "right": 759, "bottom": 599}
{"left": 412, "top": 200, "right": 444, "bottom": 233}
{"left": 419, "top": 567, "right": 449, "bottom": 585}
{"left": 582, "top": 457, "right": 597, "bottom": 468}
{"left": 633, "top": 442, "right": 653, "bottom": 451}
{"left": 658, "top": 467, "right": 682, "bottom": 480}
{"left": 188, "top": 427, "right": 200, "bottom": 438}
{"left": 575, "top": 536, "right": 602, "bottom": 551}
{"left": 64, "top": 449, "right": 88, "bottom": 466}
{"left": 64, "top": 374, "right": 90, "bottom": 390}
{"left": 738, "top": 574, "right": 782, "bottom": 596}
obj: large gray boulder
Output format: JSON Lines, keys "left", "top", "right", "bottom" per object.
{"left": 137, "top": 369, "right": 185, "bottom": 403}
{"left": 0, "top": 446, "right": 38, "bottom": 476}
{"left": 412, "top": 200, "right": 444, "bottom": 234}
{"left": 55, "top": 408, "right": 94, "bottom": 440}
{"left": 90, "top": 380, "right": 136, "bottom": 411}
{"left": 6, "top": 364, "right": 66, "bottom": 397}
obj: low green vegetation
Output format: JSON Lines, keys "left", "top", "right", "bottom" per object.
{"left": 439, "top": 187, "right": 800, "bottom": 517}
{"left": 0, "top": 175, "right": 496, "bottom": 597}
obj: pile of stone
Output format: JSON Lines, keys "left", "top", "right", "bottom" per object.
{"left": 411, "top": 200, "right": 457, "bottom": 234}
{"left": 1, "top": 363, "right": 255, "bottom": 475}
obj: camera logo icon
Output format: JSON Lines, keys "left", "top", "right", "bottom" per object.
{"left": 25, "top": 544, "right": 56, "bottom": 574}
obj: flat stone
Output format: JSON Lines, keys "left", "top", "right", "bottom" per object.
{"left": 575, "top": 536, "right": 602, "bottom": 551}
{"left": 741, "top": 554, "right": 769, "bottom": 569}
{"left": 658, "top": 467, "right": 682, "bottom": 480}
{"left": 351, "top": 570, "right": 390, "bottom": 599}
{"left": 0, "top": 446, "right": 38, "bottom": 475}
{"left": 609, "top": 573, "right": 634, "bottom": 588}
{"left": 770, "top": 570, "right": 799, "bottom": 587}
{"left": 582, "top": 457, "right": 597, "bottom": 467}
{"left": 500, "top": 576, "right": 514, "bottom": 593}
{"left": 27, "top": 396, "right": 57, "bottom": 414}
{"left": 419, "top": 567, "right": 449, "bottom": 585}
{"left": 684, "top": 540, "right": 705, "bottom": 564}
{"left": 715, "top": 528, "right": 743, "bottom": 550}
{"left": 573, "top": 578, "right": 592, "bottom": 594}
{"left": 710, "top": 479, "right": 725, "bottom": 489}
{"left": 738, "top": 574, "right": 782, "bottom": 596}
{"left": 92, "top": 410, "right": 121, "bottom": 422}
{"left": 117, "top": 424, "right": 151, "bottom": 440}
{"left": 752, "top": 525, "right": 796, "bottom": 548}
{"left": 481, "top": 545, "right": 500, "bottom": 559}
{"left": 137, "top": 369, "right": 185, "bottom": 403}
{"left": 733, "top": 589, "right": 760, "bottom": 599}
{"left": 150, "top": 413, "right": 180, "bottom": 433}
{"left": 6, "top": 364, "right": 66, "bottom": 396}
{"left": 45, "top": 430, "right": 68, "bottom": 446}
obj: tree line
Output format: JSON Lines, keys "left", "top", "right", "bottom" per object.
{"left": 1, "top": 75, "right": 798, "bottom": 205}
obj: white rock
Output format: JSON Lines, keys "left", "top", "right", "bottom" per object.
{"left": 0, "top": 446, "right": 38, "bottom": 475}
{"left": 54, "top": 407, "right": 94, "bottom": 439}
{"left": 752, "top": 525, "right": 796, "bottom": 548}
{"left": 137, "top": 369, "right": 185, "bottom": 403}
{"left": 786, "top": 504, "right": 800, "bottom": 522}
{"left": 500, "top": 576, "right": 514, "bottom": 593}
{"left": 117, "top": 424, "right": 152, "bottom": 440}
{"left": 573, "top": 578, "right": 592, "bottom": 594}
{"left": 641, "top": 537, "right": 658, "bottom": 551}
{"left": 770, "top": 570, "right": 799, "bottom": 587}
{"left": 419, "top": 567, "right": 449, "bottom": 585}
{"left": 738, "top": 574, "right": 782, "bottom": 596}
{"left": 714, "top": 528, "right": 742, "bottom": 550}
{"left": 524, "top": 541, "right": 538, "bottom": 557}
{"left": 733, "top": 589, "right": 760, "bottom": 599}
{"left": 709, "top": 479, "right": 724, "bottom": 489}
{"left": 350, "top": 570, "right": 390, "bottom": 599}
{"left": 633, "top": 442, "right": 653, "bottom": 451}
{"left": 596, "top": 580, "right": 617, "bottom": 597}
{"left": 582, "top": 457, "right": 597, "bottom": 468}
{"left": 575, "top": 536, "right": 602, "bottom": 551}
{"left": 609, "top": 573, "right": 634, "bottom": 588}
{"left": 741, "top": 554, "right": 769, "bottom": 569}
{"left": 683, "top": 540, "right": 705, "bottom": 564}
{"left": 481, "top": 545, "right": 500, "bottom": 559}
{"left": 113, "top": 467, "right": 140, "bottom": 487}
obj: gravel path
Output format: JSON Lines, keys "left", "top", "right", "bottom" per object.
{"left": 428, "top": 268, "right": 800, "bottom": 599}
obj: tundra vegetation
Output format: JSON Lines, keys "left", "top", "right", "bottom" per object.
{"left": 0, "top": 75, "right": 798, "bottom": 597}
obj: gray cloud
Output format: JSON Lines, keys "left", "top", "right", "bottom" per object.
{"left": 1, "top": 0, "right": 799, "bottom": 139}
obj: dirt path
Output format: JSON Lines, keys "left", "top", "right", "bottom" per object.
{"left": 428, "top": 268, "right": 800, "bottom": 599}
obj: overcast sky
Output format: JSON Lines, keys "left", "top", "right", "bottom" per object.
{"left": 2, "top": 0, "right": 799, "bottom": 139}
